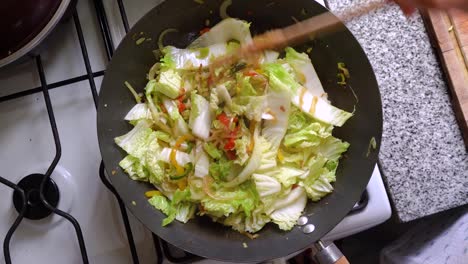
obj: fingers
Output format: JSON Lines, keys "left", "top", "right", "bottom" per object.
{"left": 394, "top": 0, "right": 468, "bottom": 13}
{"left": 447, "top": 0, "right": 468, "bottom": 11}
{"left": 394, "top": 0, "right": 417, "bottom": 14}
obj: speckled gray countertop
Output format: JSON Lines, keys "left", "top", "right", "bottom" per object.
{"left": 327, "top": 0, "right": 468, "bottom": 222}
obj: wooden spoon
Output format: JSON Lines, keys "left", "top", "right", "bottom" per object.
{"left": 212, "top": 0, "right": 386, "bottom": 67}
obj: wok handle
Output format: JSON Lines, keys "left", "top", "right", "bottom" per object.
{"left": 335, "top": 256, "right": 350, "bottom": 264}
{"left": 311, "top": 241, "right": 349, "bottom": 264}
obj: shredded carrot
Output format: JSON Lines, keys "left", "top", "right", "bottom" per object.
{"left": 145, "top": 190, "right": 161, "bottom": 198}
{"left": 171, "top": 134, "right": 194, "bottom": 175}
{"left": 177, "top": 178, "right": 188, "bottom": 190}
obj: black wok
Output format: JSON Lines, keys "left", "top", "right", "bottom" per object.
{"left": 97, "top": 0, "right": 382, "bottom": 262}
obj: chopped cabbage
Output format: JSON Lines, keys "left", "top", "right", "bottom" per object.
{"left": 285, "top": 47, "right": 325, "bottom": 97}
{"left": 119, "top": 155, "right": 149, "bottom": 181}
{"left": 162, "top": 44, "right": 228, "bottom": 70}
{"left": 261, "top": 91, "right": 291, "bottom": 150}
{"left": 124, "top": 103, "right": 152, "bottom": 121}
{"left": 115, "top": 120, "right": 154, "bottom": 160}
{"left": 252, "top": 173, "right": 281, "bottom": 197}
{"left": 230, "top": 96, "right": 266, "bottom": 122}
{"left": 155, "top": 69, "right": 182, "bottom": 98}
{"left": 162, "top": 98, "right": 189, "bottom": 136}
{"left": 115, "top": 20, "right": 352, "bottom": 233}
{"left": 292, "top": 87, "right": 353, "bottom": 127}
{"left": 194, "top": 143, "right": 210, "bottom": 178}
{"left": 270, "top": 187, "right": 307, "bottom": 230}
{"left": 189, "top": 92, "right": 212, "bottom": 140}
{"left": 262, "top": 63, "right": 301, "bottom": 94}
{"left": 189, "top": 18, "right": 252, "bottom": 48}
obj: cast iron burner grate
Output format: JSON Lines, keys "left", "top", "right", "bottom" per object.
{"left": 0, "top": 0, "right": 367, "bottom": 263}
{"left": 12, "top": 174, "right": 59, "bottom": 220}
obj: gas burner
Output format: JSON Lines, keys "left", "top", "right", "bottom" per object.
{"left": 12, "top": 174, "right": 60, "bottom": 220}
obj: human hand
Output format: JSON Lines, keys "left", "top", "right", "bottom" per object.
{"left": 393, "top": 0, "right": 468, "bottom": 14}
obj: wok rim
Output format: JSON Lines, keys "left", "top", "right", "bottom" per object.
{"left": 96, "top": 0, "right": 383, "bottom": 261}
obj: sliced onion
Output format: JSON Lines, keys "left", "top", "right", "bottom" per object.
{"left": 203, "top": 175, "right": 221, "bottom": 200}
{"left": 240, "top": 231, "right": 259, "bottom": 239}
{"left": 147, "top": 99, "right": 172, "bottom": 134}
{"left": 202, "top": 176, "right": 242, "bottom": 201}
{"left": 188, "top": 173, "right": 206, "bottom": 200}
{"left": 124, "top": 81, "right": 142, "bottom": 103}
{"left": 148, "top": 62, "right": 160, "bottom": 80}
{"left": 219, "top": 0, "right": 232, "bottom": 19}
{"left": 266, "top": 187, "right": 304, "bottom": 214}
{"left": 158, "top": 28, "right": 178, "bottom": 51}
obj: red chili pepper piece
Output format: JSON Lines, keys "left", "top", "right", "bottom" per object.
{"left": 244, "top": 70, "right": 258, "bottom": 77}
{"left": 224, "top": 139, "right": 235, "bottom": 151}
{"left": 176, "top": 95, "right": 186, "bottom": 112}
{"left": 200, "top": 27, "right": 210, "bottom": 35}
{"left": 160, "top": 103, "right": 167, "bottom": 113}
{"left": 178, "top": 102, "right": 186, "bottom": 113}
{"left": 207, "top": 75, "right": 214, "bottom": 88}
{"left": 217, "top": 112, "right": 230, "bottom": 127}
{"left": 225, "top": 150, "right": 237, "bottom": 160}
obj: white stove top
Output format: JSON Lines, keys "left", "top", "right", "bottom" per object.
{"left": 0, "top": 0, "right": 391, "bottom": 263}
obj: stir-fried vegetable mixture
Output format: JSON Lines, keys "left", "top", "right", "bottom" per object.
{"left": 115, "top": 18, "right": 353, "bottom": 234}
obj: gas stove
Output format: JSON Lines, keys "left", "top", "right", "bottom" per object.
{"left": 0, "top": 0, "right": 391, "bottom": 263}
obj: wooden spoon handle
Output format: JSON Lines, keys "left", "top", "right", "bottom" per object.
{"left": 244, "top": 0, "right": 386, "bottom": 53}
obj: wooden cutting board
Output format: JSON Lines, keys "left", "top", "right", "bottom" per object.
{"left": 422, "top": 9, "right": 468, "bottom": 147}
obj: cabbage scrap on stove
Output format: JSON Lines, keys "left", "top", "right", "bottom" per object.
{"left": 115, "top": 18, "right": 352, "bottom": 234}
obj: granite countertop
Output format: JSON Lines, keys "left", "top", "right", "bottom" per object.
{"left": 328, "top": 0, "right": 468, "bottom": 222}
